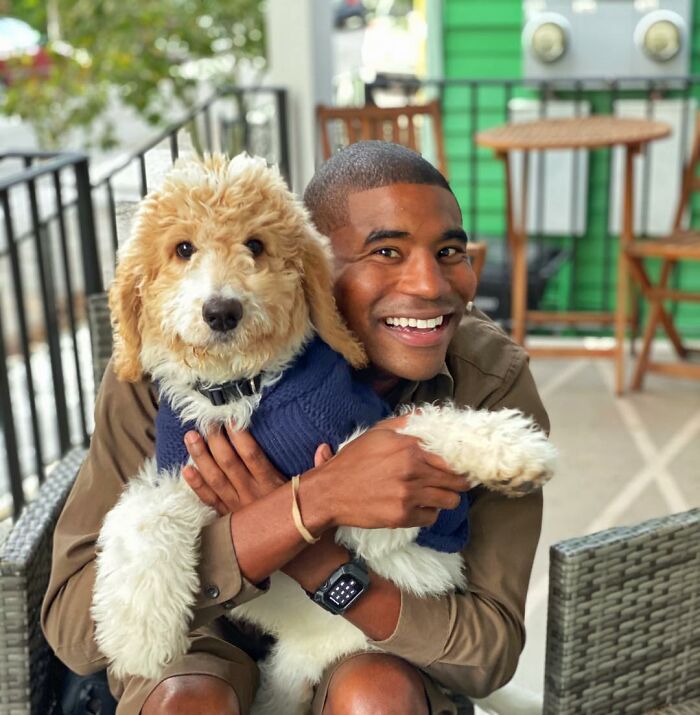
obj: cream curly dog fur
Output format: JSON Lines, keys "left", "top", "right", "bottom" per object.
{"left": 91, "top": 154, "right": 556, "bottom": 715}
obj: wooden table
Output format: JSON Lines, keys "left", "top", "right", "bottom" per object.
{"left": 475, "top": 116, "right": 671, "bottom": 394}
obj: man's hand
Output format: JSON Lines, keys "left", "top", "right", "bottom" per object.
{"left": 300, "top": 415, "right": 471, "bottom": 533}
{"left": 183, "top": 426, "right": 285, "bottom": 515}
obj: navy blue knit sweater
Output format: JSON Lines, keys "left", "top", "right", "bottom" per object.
{"left": 155, "top": 337, "right": 470, "bottom": 553}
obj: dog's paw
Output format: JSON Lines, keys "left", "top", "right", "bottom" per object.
{"left": 398, "top": 404, "right": 557, "bottom": 497}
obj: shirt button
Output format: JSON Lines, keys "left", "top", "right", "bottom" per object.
{"left": 204, "top": 584, "right": 220, "bottom": 599}
{"left": 221, "top": 599, "right": 236, "bottom": 609}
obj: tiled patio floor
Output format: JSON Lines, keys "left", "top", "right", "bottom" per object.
{"left": 475, "top": 340, "right": 700, "bottom": 714}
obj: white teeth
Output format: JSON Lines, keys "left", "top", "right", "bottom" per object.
{"left": 385, "top": 315, "right": 447, "bottom": 329}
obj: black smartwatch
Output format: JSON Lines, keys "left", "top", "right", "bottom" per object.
{"left": 309, "top": 556, "right": 370, "bottom": 615}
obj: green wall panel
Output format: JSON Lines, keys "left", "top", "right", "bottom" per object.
{"left": 442, "top": 0, "right": 700, "bottom": 336}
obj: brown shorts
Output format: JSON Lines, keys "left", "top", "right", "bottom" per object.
{"left": 109, "top": 621, "right": 459, "bottom": 715}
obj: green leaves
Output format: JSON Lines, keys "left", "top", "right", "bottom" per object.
{"left": 1, "top": 0, "right": 264, "bottom": 148}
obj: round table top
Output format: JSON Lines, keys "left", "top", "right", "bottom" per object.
{"left": 475, "top": 116, "right": 671, "bottom": 151}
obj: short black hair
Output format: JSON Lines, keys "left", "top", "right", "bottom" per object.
{"left": 303, "top": 140, "right": 454, "bottom": 235}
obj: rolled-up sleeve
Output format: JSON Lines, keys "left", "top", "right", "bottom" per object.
{"left": 368, "top": 487, "right": 542, "bottom": 697}
{"left": 192, "top": 513, "right": 269, "bottom": 627}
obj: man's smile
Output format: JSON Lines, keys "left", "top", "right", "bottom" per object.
{"left": 379, "top": 312, "right": 454, "bottom": 347}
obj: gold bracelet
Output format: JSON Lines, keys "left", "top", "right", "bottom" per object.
{"left": 291, "top": 475, "right": 320, "bottom": 544}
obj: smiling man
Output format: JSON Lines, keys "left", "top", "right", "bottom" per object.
{"left": 42, "top": 142, "right": 548, "bottom": 715}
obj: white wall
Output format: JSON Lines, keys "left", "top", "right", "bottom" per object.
{"left": 265, "top": 0, "right": 334, "bottom": 193}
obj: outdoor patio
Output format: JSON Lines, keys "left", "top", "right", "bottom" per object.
{"left": 470, "top": 340, "right": 700, "bottom": 712}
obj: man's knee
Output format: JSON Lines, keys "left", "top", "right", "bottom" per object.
{"left": 141, "top": 673, "right": 240, "bottom": 715}
{"left": 323, "top": 653, "right": 429, "bottom": 715}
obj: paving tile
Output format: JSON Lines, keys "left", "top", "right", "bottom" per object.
{"left": 486, "top": 352, "right": 700, "bottom": 710}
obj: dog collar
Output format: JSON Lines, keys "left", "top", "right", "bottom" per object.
{"left": 195, "top": 374, "right": 264, "bottom": 406}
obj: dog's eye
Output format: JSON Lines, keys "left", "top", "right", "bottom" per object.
{"left": 176, "top": 242, "right": 196, "bottom": 260}
{"left": 244, "top": 238, "right": 264, "bottom": 257}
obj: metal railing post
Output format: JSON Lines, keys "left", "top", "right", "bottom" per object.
{"left": 276, "top": 89, "right": 292, "bottom": 189}
{"left": 0, "top": 305, "right": 25, "bottom": 518}
{"left": 74, "top": 156, "right": 103, "bottom": 296}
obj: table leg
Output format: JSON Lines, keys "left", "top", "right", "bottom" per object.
{"left": 505, "top": 150, "right": 529, "bottom": 346}
{"left": 615, "top": 144, "right": 638, "bottom": 395}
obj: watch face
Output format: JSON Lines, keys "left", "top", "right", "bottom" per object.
{"left": 326, "top": 574, "right": 363, "bottom": 609}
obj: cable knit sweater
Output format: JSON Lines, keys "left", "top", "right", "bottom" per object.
{"left": 155, "top": 337, "right": 471, "bottom": 553}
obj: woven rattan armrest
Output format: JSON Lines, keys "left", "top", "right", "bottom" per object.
{"left": 544, "top": 509, "right": 700, "bottom": 715}
{"left": 0, "top": 447, "right": 87, "bottom": 715}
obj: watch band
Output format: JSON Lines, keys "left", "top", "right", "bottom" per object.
{"left": 308, "top": 556, "right": 370, "bottom": 615}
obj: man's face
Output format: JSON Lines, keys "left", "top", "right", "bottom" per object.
{"left": 330, "top": 183, "right": 476, "bottom": 383}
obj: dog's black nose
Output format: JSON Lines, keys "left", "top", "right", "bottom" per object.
{"left": 202, "top": 297, "right": 243, "bottom": 333}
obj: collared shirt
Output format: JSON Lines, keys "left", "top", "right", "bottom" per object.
{"left": 41, "top": 309, "right": 548, "bottom": 697}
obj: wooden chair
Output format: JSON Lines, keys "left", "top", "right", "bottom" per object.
{"left": 626, "top": 115, "right": 700, "bottom": 389}
{"left": 317, "top": 100, "right": 448, "bottom": 176}
{"left": 317, "top": 101, "right": 487, "bottom": 281}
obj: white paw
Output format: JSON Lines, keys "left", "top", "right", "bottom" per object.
{"left": 398, "top": 404, "right": 557, "bottom": 497}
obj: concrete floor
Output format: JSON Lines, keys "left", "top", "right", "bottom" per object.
{"left": 475, "top": 339, "right": 700, "bottom": 714}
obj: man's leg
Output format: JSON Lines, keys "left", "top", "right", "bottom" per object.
{"left": 109, "top": 623, "right": 259, "bottom": 715}
{"left": 141, "top": 674, "right": 239, "bottom": 714}
{"left": 319, "top": 653, "right": 430, "bottom": 715}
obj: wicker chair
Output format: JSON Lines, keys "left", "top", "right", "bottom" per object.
{"left": 544, "top": 508, "right": 700, "bottom": 715}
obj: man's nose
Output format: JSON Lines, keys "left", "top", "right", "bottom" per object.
{"left": 202, "top": 297, "right": 243, "bottom": 332}
{"left": 397, "top": 251, "right": 451, "bottom": 300}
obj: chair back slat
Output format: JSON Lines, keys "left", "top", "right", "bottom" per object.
{"left": 317, "top": 100, "right": 448, "bottom": 178}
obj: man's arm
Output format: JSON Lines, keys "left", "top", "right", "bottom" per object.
{"left": 40, "top": 363, "right": 268, "bottom": 674}
{"left": 182, "top": 350, "right": 547, "bottom": 699}
{"left": 282, "top": 353, "right": 548, "bottom": 698}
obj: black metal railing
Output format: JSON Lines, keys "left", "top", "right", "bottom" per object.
{"left": 362, "top": 75, "right": 700, "bottom": 329}
{"left": 1, "top": 86, "right": 289, "bottom": 519}
{"left": 0, "top": 152, "right": 99, "bottom": 516}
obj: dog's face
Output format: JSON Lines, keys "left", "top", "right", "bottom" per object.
{"left": 110, "top": 154, "right": 366, "bottom": 382}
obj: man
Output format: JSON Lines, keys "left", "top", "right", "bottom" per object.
{"left": 42, "top": 141, "right": 547, "bottom": 715}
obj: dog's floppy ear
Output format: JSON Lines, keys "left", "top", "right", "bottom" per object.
{"left": 301, "top": 229, "right": 368, "bottom": 369}
{"left": 108, "top": 244, "right": 145, "bottom": 382}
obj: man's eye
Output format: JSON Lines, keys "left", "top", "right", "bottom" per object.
{"left": 176, "top": 242, "right": 196, "bottom": 259}
{"left": 373, "top": 247, "right": 400, "bottom": 258}
{"left": 438, "top": 246, "right": 466, "bottom": 259}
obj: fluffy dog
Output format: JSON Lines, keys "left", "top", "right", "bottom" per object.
{"left": 92, "top": 153, "right": 556, "bottom": 715}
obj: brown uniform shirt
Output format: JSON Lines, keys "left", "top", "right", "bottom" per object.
{"left": 41, "top": 310, "right": 548, "bottom": 699}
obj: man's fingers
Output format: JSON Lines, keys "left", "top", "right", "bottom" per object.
{"left": 416, "top": 486, "right": 464, "bottom": 511}
{"left": 206, "top": 428, "right": 246, "bottom": 476}
{"left": 411, "top": 506, "right": 441, "bottom": 527}
{"left": 182, "top": 465, "right": 229, "bottom": 516}
{"left": 416, "top": 449, "right": 457, "bottom": 474}
{"left": 185, "top": 431, "right": 241, "bottom": 509}
{"left": 314, "top": 443, "right": 333, "bottom": 468}
{"left": 419, "top": 468, "right": 471, "bottom": 493}
{"left": 226, "top": 426, "right": 282, "bottom": 484}
{"left": 374, "top": 413, "right": 412, "bottom": 430}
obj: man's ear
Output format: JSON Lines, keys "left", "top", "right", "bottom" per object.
{"left": 108, "top": 244, "right": 145, "bottom": 382}
{"left": 300, "top": 228, "right": 367, "bottom": 369}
